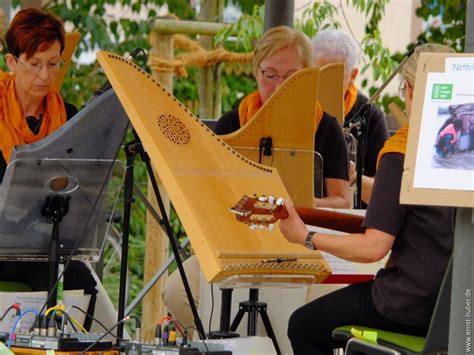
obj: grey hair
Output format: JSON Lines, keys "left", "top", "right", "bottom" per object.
{"left": 311, "top": 29, "right": 359, "bottom": 72}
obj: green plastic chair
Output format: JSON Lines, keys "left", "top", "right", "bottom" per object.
{"left": 332, "top": 257, "right": 452, "bottom": 355}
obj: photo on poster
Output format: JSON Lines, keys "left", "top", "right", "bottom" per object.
{"left": 413, "top": 62, "right": 474, "bottom": 191}
{"left": 431, "top": 102, "right": 474, "bottom": 169}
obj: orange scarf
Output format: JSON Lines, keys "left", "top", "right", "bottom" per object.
{"left": 0, "top": 72, "right": 66, "bottom": 163}
{"left": 344, "top": 82, "right": 358, "bottom": 117}
{"left": 377, "top": 125, "right": 409, "bottom": 167}
{"left": 238, "top": 90, "right": 324, "bottom": 131}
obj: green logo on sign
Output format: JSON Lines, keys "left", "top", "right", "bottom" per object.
{"left": 432, "top": 84, "right": 453, "bottom": 100}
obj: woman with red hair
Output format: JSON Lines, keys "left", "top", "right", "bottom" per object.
{"left": 0, "top": 8, "right": 97, "bottom": 330}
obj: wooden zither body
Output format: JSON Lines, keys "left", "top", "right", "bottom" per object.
{"left": 97, "top": 51, "right": 331, "bottom": 285}
{"left": 219, "top": 69, "right": 319, "bottom": 208}
{"left": 219, "top": 63, "right": 344, "bottom": 207}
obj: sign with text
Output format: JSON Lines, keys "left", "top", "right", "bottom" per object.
{"left": 401, "top": 53, "right": 474, "bottom": 207}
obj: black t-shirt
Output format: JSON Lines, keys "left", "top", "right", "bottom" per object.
{"left": 0, "top": 102, "right": 77, "bottom": 182}
{"left": 363, "top": 153, "right": 454, "bottom": 327}
{"left": 345, "top": 94, "right": 389, "bottom": 177}
{"left": 214, "top": 107, "right": 349, "bottom": 196}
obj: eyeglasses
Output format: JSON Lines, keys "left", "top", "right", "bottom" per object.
{"left": 15, "top": 56, "right": 64, "bottom": 75}
{"left": 259, "top": 67, "right": 298, "bottom": 82}
{"left": 399, "top": 79, "right": 407, "bottom": 99}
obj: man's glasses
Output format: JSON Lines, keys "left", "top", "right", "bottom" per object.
{"left": 260, "top": 67, "right": 298, "bottom": 82}
{"left": 15, "top": 56, "right": 64, "bottom": 75}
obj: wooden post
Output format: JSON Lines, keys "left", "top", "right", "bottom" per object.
{"left": 466, "top": 0, "right": 474, "bottom": 53}
{"left": 197, "top": 0, "right": 224, "bottom": 119}
{"left": 264, "top": 0, "right": 294, "bottom": 31}
{"left": 141, "top": 30, "right": 174, "bottom": 341}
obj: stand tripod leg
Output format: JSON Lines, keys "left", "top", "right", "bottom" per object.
{"left": 258, "top": 304, "right": 281, "bottom": 355}
{"left": 132, "top": 132, "right": 206, "bottom": 339}
{"left": 229, "top": 307, "right": 247, "bottom": 333}
{"left": 228, "top": 289, "right": 281, "bottom": 355}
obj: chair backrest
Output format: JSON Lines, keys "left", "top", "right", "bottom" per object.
{"left": 422, "top": 255, "right": 452, "bottom": 351}
{"left": 334, "top": 254, "right": 453, "bottom": 354}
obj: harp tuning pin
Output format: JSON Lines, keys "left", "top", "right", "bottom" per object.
{"left": 258, "top": 195, "right": 267, "bottom": 202}
{"left": 276, "top": 197, "right": 284, "bottom": 206}
{"left": 268, "top": 223, "right": 274, "bottom": 231}
{"left": 268, "top": 196, "right": 275, "bottom": 204}
{"left": 249, "top": 224, "right": 257, "bottom": 230}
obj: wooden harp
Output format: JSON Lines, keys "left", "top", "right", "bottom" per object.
{"left": 318, "top": 63, "right": 345, "bottom": 125}
{"left": 219, "top": 69, "right": 318, "bottom": 208}
{"left": 219, "top": 63, "right": 345, "bottom": 207}
{"left": 54, "top": 32, "right": 81, "bottom": 90}
{"left": 97, "top": 51, "right": 331, "bottom": 285}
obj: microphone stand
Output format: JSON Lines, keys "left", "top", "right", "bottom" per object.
{"left": 344, "top": 55, "right": 410, "bottom": 208}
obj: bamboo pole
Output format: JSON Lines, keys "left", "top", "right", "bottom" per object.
{"left": 142, "top": 13, "right": 229, "bottom": 338}
{"left": 151, "top": 18, "right": 229, "bottom": 36}
{"left": 197, "top": 0, "right": 224, "bottom": 119}
{"left": 141, "top": 30, "right": 174, "bottom": 341}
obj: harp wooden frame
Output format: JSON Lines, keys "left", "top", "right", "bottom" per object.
{"left": 97, "top": 51, "right": 331, "bottom": 284}
{"left": 220, "top": 63, "right": 344, "bottom": 208}
{"left": 54, "top": 32, "right": 81, "bottom": 90}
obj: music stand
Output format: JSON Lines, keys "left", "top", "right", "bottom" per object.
{"left": 0, "top": 88, "right": 129, "bottom": 308}
{"left": 0, "top": 157, "right": 118, "bottom": 306}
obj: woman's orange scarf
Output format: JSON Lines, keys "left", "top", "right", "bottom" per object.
{"left": 0, "top": 72, "right": 66, "bottom": 163}
{"left": 377, "top": 125, "right": 409, "bottom": 167}
{"left": 344, "top": 83, "right": 358, "bottom": 117}
{"left": 238, "top": 90, "right": 324, "bottom": 131}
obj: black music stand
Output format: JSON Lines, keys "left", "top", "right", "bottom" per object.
{"left": 115, "top": 130, "right": 207, "bottom": 342}
{"left": 0, "top": 157, "right": 118, "bottom": 307}
{"left": 0, "top": 88, "right": 129, "bottom": 309}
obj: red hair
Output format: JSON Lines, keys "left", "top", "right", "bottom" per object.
{"left": 5, "top": 8, "right": 65, "bottom": 59}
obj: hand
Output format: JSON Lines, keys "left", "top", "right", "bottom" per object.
{"left": 279, "top": 199, "right": 308, "bottom": 246}
{"left": 349, "top": 160, "right": 356, "bottom": 187}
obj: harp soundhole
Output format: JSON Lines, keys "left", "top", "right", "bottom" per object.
{"left": 157, "top": 113, "right": 191, "bottom": 145}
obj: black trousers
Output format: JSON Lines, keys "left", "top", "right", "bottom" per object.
{"left": 0, "top": 260, "right": 97, "bottom": 331}
{"left": 287, "top": 281, "right": 428, "bottom": 355}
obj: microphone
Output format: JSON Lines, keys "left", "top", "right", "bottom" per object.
{"left": 79, "top": 316, "right": 130, "bottom": 354}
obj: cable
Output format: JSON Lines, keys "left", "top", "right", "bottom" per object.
{"left": 68, "top": 314, "right": 88, "bottom": 333}
{"left": 184, "top": 326, "right": 210, "bottom": 354}
{"left": 45, "top": 304, "right": 65, "bottom": 316}
{"left": 7, "top": 308, "right": 39, "bottom": 348}
{"left": 79, "top": 316, "right": 130, "bottom": 354}
{"left": 166, "top": 318, "right": 184, "bottom": 338}
{"left": 159, "top": 315, "right": 172, "bottom": 325}
{"left": 70, "top": 305, "right": 124, "bottom": 340}
{"left": 0, "top": 304, "right": 21, "bottom": 320}
{"left": 208, "top": 283, "right": 214, "bottom": 334}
